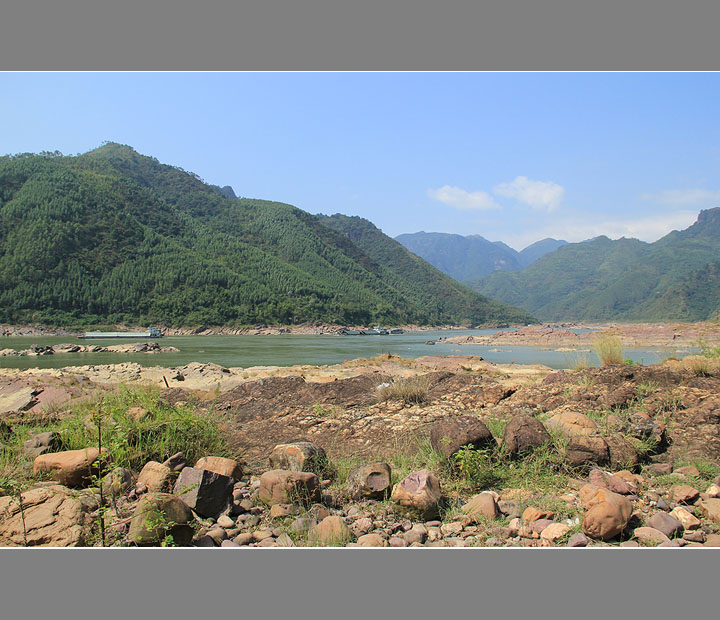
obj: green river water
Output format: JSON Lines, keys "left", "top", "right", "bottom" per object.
{"left": 0, "top": 328, "right": 697, "bottom": 371}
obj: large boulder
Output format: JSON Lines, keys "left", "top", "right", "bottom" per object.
{"left": 502, "top": 414, "right": 551, "bottom": 457}
{"left": 173, "top": 467, "right": 234, "bottom": 517}
{"left": 0, "top": 485, "right": 88, "bottom": 547}
{"left": 390, "top": 470, "right": 442, "bottom": 520}
{"left": 137, "top": 461, "right": 174, "bottom": 493}
{"left": 194, "top": 456, "right": 243, "bottom": 480}
{"left": 128, "top": 493, "right": 194, "bottom": 546}
{"left": 269, "top": 442, "right": 328, "bottom": 474}
{"left": 545, "top": 411, "right": 599, "bottom": 437}
{"left": 346, "top": 462, "right": 392, "bottom": 500}
{"left": 429, "top": 416, "right": 495, "bottom": 458}
{"left": 581, "top": 485, "right": 632, "bottom": 541}
{"left": 32, "top": 447, "right": 109, "bottom": 487}
{"left": 258, "top": 470, "right": 321, "bottom": 506}
{"left": 565, "top": 436, "right": 610, "bottom": 468}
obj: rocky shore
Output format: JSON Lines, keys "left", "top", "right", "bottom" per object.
{"left": 1, "top": 353, "right": 719, "bottom": 547}
{"left": 438, "top": 321, "right": 720, "bottom": 348}
{"left": 0, "top": 342, "right": 179, "bottom": 357}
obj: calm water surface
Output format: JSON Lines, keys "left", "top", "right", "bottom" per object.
{"left": 0, "top": 328, "right": 697, "bottom": 371}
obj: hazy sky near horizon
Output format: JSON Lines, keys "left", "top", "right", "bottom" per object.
{"left": 2, "top": 72, "right": 719, "bottom": 250}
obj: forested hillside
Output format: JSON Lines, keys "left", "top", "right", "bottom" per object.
{"left": 0, "top": 144, "right": 536, "bottom": 327}
{"left": 469, "top": 209, "right": 720, "bottom": 321}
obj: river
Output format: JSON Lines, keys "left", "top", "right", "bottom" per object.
{"left": 0, "top": 328, "right": 697, "bottom": 371}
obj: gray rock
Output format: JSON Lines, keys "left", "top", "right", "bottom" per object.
{"left": 647, "top": 512, "right": 683, "bottom": 538}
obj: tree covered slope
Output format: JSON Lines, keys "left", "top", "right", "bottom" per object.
{"left": 468, "top": 209, "right": 720, "bottom": 321}
{"left": 0, "top": 144, "right": 536, "bottom": 327}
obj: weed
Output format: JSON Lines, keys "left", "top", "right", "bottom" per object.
{"left": 684, "top": 355, "right": 713, "bottom": 376}
{"left": 592, "top": 334, "right": 624, "bottom": 366}
{"left": 636, "top": 381, "right": 659, "bottom": 397}
{"left": 311, "top": 403, "right": 343, "bottom": 419}
{"left": 572, "top": 353, "right": 592, "bottom": 371}
{"left": 697, "top": 337, "right": 720, "bottom": 358}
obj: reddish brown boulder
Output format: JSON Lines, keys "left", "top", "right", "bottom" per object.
{"left": 605, "top": 435, "right": 640, "bottom": 471}
{"left": 269, "top": 442, "right": 328, "bottom": 474}
{"left": 0, "top": 485, "right": 88, "bottom": 547}
{"left": 565, "top": 436, "right": 610, "bottom": 468}
{"left": 128, "top": 493, "right": 194, "bottom": 546}
{"left": 502, "top": 414, "right": 551, "bottom": 457}
{"left": 33, "top": 448, "right": 109, "bottom": 487}
{"left": 346, "top": 462, "right": 392, "bottom": 500}
{"left": 581, "top": 485, "right": 632, "bottom": 541}
{"left": 194, "top": 456, "right": 243, "bottom": 480}
{"left": 390, "top": 470, "right": 442, "bottom": 520}
{"left": 461, "top": 492, "right": 500, "bottom": 521}
{"left": 671, "top": 485, "right": 700, "bottom": 504}
{"left": 429, "top": 416, "right": 494, "bottom": 458}
{"left": 545, "top": 411, "right": 598, "bottom": 437}
{"left": 588, "top": 469, "right": 635, "bottom": 495}
{"left": 258, "top": 469, "right": 321, "bottom": 506}
{"left": 697, "top": 498, "right": 720, "bottom": 525}
{"left": 137, "top": 461, "right": 174, "bottom": 493}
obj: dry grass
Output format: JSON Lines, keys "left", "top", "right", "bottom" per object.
{"left": 375, "top": 375, "right": 431, "bottom": 405}
{"left": 683, "top": 355, "right": 714, "bottom": 377}
{"left": 592, "top": 334, "right": 624, "bottom": 366}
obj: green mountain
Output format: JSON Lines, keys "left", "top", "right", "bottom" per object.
{"left": 0, "top": 143, "right": 536, "bottom": 327}
{"left": 468, "top": 209, "right": 720, "bottom": 321}
{"left": 395, "top": 231, "right": 567, "bottom": 280}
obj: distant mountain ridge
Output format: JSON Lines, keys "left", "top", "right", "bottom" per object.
{"left": 395, "top": 231, "right": 567, "bottom": 280}
{"left": 467, "top": 208, "right": 720, "bottom": 321}
{"left": 0, "top": 144, "right": 536, "bottom": 327}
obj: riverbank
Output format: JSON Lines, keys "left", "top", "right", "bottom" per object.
{"left": 1, "top": 323, "right": 511, "bottom": 338}
{"left": 2, "top": 353, "right": 720, "bottom": 547}
{"left": 439, "top": 321, "right": 720, "bottom": 348}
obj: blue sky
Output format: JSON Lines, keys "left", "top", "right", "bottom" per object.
{"left": 2, "top": 72, "right": 719, "bottom": 250}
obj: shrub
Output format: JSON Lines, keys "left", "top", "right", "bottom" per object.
{"left": 684, "top": 355, "right": 712, "bottom": 377}
{"left": 592, "top": 334, "right": 624, "bottom": 366}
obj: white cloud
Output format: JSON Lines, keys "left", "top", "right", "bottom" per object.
{"left": 498, "top": 210, "right": 698, "bottom": 251}
{"left": 641, "top": 189, "right": 720, "bottom": 207}
{"left": 493, "top": 176, "right": 565, "bottom": 211}
{"left": 427, "top": 185, "right": 501, "bottom": 211}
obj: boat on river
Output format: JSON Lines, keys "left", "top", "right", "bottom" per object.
{"left": 79, "top": 327, "right": 164, "bottom": 339}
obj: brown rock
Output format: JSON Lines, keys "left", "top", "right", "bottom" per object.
{"left": 545, "top": 411, "right": 598, "bottom": 437}
{"left": 461, "top": 492, "right": 500, "bottom": 521}
{"left": 32, "top": 447, "right": 109, "bottom": 487}
{"left": 128, "top": 493, "right": 194, "bottom": 546}
{"left": 101, "top": 467, "right": 135, "bottom": 498}
{"left": 269, "top": 503, "right": 299, "bottom": 519}
{"left": 194, "top": 456, "right": 243, "bottom": 480}
{"left": 357, "top": 533, "right": 388, "bottom": 547}
{"left": 671, "top": 485, "right": 700, "bottom": 504}
{"left": 565, "top": 436, "right": 610, "bottom": 468}
{"left": 697, "top": 498, "right": 720, "bottom": 525}
{"left": 346, "top": 462, "right": 392, "bottom": 500}
{"left": 137, "top": 461, "right": 174, "bottom": 493}
{"left": 670, "top": 507, "right": 701, "bottom": 530}
{"left": 127, "top": 407, "right": 150, "bottom": 422}
{"left": 522, "top": 506, "right": 553, "bottom": 522}
{"left": 674, "top": 465, "right": 700, "bottom": 477}
{"left": 390, "top": 470, "right": 442, "bottom": 520}
{"left": 581, "top": 487, "right": 632, "bottom": 541}
{"left": 23, "top": 431, "right": 61, "bottom": 458}
{"left": 269, "top": 442, "right": 328, "bottom": 474}
{"left": 0, "top": 485, "right": 87, "bottom": 547}
{"left": 429, "top": 416, "right": 494, "bottom": 458}
{"left": 644, "top": 462, "right": 673, "bottom": 475}
{"left": 258, "top": 470, "right": 321, "bottom": 506}
{"left": 308, "top": 515, "right": 352, "bottom": 546}
{"left": 605, "top": 435, "right": 640, "bottom": 471}
{"left": 703, "top": 534, "right": 720, "bottom": 547}
{"left": 634, "top": 526, "right": 671, "bottom": 545}
{"left": 502, "top": 414, "right": 551, "bottom": 457}
{"left": 540, "top": 523, "right": 570, "bottom": 542}
{"left": 646, "top": 513, "right": 683, "bottom": 538}
{"left": 588, "top": 469, "right": 635, "bottom": 495}
{"left": 161, "top": 452, "right": 188, "bottom": 472}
